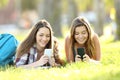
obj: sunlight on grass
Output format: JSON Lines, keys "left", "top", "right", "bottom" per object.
{"left": 0, "top": 43, "right": 120, "bottom": 80}
{"left": 0, "top": 60, "right": 120, "bottom": 80}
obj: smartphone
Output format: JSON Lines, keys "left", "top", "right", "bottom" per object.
{"left": 77, "top": 47, "right": 85, "bottom": 60}
{"left": 44, "top": 49, "right": 53, "bottom": 57}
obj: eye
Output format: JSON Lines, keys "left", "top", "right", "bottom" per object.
{"left": 82, "top": 31, "right": 87, "bottom": 34}
{"left": 75, "top": 32, "right": 79, "bottom": 35}
{"left": 46, "top": 35, "right": 50, "bottom": 37}
{"left": 39, "top": 34, "right": 43, "bottom": 37}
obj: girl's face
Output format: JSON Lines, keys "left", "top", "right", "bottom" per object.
{"left": 74, "top": 26, "right": 88, "bottom": 45}
{"left": 36, "top": 27, "right": 50, "bottom": 48}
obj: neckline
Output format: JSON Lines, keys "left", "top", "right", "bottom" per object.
{"left": 75, "top": 43, "right": 85, "bottom": 48}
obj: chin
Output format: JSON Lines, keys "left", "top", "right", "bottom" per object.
{"left": 78, "top": 41, "right": 85, "bottom": 45}
{"left": 40, "top": 44, "right": 46, "bottom": 48}
{"left": 78, "top": 43, "right": 84, "bottom": 45}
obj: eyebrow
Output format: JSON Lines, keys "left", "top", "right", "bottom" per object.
{"left": 75, "top": 29, "right": 87, "bottom": 32}
{"left": 38, "top": 32, "right": 50, "bottom": 35}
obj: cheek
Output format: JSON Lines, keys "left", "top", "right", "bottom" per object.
{"left": 47, "top": 37, "right": 50, "bottom": 42}
{"left": 36, "top": 36, "right": 41, "bottom": 42}
{"left": 74, "top": 35, "right": 78, "bottom": 39}
{"left": 85, "top": 33, "right": 88, "bottom": 38}
{"left": 74, "top": 35, "right": 79, "bottom": 41}
{"left": 36, "top": 36, "right": 38, "bottom": 41}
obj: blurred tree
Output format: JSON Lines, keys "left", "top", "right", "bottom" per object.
{"left": 114, "top": 0, "right": 120, "bottom": 40}
{"left": 0, "top": 0, "right": 15, "bottom": 24}
{"left": 21, "top": 0, "right": 39, "bottom": 11}
{"left": 67, "top": 0, "right": 78, "bottom": 27}
{"left": 41, "top": 0, "right": 62, "bottom": 37}
{"left": 103, "top": 0, "right": 114, "bottom": 12}
{"left": 0, "top": 0, "right": 9, "bottom": 9}
{"left": 75, "top": 0, "right": 94, "bottom": 11}
{"left": 94, "top": 0, "right": 105, "bottom": 36}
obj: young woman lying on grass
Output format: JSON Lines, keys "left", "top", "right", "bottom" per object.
{"left": 65, "top": 16, "right": 101, "bottom": 63}
{"left": 15, "top": 19, "right": 64, "bottom": 68}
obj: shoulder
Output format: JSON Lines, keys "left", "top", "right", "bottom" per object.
{"left": 65, "top": 34, "right": 70, "bottom": 42}
{"left": 65, "top": 34, "right": 71, "bottom": 49}
{"left": 92, "top": 33, "right": 100, "bottom": 45}
{"left": 15, "top": 53, "right": 28, "bottom": 63}
{"left": 93, "top": 33, "right": 99, "bottom": 41}
{"left": 19, "top": 53, "right": 28, "bottom": 59}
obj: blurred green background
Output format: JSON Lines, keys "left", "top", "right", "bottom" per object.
{"left": 0, "top": 0, "right": 120, "bottom": 40}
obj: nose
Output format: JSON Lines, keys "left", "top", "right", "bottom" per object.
{"left": 42, "top": 36, "right": 47, "bottom": 41}
{"left": 79, "top": 34, "right": 83, "bottom": 38}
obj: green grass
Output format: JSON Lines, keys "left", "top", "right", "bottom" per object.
{"left": 0, "top": 32, "right": 120, "bottom": 80}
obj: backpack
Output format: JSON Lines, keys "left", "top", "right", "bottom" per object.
{"left": 0, "top": 33, "right": 19, "bottom": 67}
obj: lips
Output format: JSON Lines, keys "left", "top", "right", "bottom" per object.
{"left": 78, "top": 38, "right": 85, "bottom": 42}
{"left": 41, "top": 42, "right": 48, "bottom": 46}
{"left": 77, "top": 38, "right": 86, "bottom": 44}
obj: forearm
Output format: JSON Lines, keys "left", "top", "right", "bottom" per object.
{"left": 17, "top": 61, "right": 43, "bottom": 68}
{"left": 89, "top": 59, "right": 100, "bottom": 64}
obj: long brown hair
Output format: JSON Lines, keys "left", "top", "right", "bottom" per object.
{"left": 53, "top": 37, "right": 65, "bottom": 65}
{"left": 69, "top": 16, "right": 95, "bottom": 62}
{"left": 16, "top": 19, "right": 53, "bottom": 58}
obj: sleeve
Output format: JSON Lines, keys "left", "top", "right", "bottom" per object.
{"left": 15, "top": 54, "right": 28, "bottom": 67}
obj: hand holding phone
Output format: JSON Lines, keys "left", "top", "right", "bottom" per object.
{"left": 77, "top": 47, "right": 85, "bottom": 60}
{"left": 44, "top": 49, "right": 55, "bottom": 66}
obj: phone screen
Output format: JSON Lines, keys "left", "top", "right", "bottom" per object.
{"left": 77, "top": 48, "right": 85, "bottom": 59}
{"left": 44, "top": 49, "right": 52, "bottom": 57}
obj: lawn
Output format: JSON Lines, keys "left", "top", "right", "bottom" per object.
{"left": 0, "top": 32, "right": 120, "bottom": 80}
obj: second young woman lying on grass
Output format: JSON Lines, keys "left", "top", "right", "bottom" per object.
{"left": 65, "top": 16, "right": 101, "bottom": 63}
{"left": 15, "top": 19, "right": 64, "bottom": 68}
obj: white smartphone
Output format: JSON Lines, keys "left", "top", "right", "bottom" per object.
{"left": 44, "top": 49, "right": 53, "bottom": 57}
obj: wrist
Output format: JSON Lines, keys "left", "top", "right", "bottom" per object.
{"left": 89, "top": 59, "right": 100, "bottom": 63}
